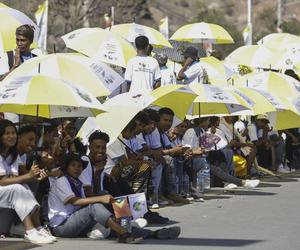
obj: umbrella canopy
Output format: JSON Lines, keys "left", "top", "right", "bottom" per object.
{"left": 151, "top": 84, "right": 253, "bottom": 118}
{"left": 109, "top": 23, "right": 172, "bottom": 48}
{"left": 225, "top": 45, "right": 287, "bottom": 70}
{"left": 62, "top": 28, "right": 136, "bottom": 68}
{"left": 0, "top": 4, "right": 39, "bottom": 53}
{"left": 170, "top": 22, "right": 234, "bottom": 44}
{"left": 0, "top": 75, "right": 106, "bottom": 118}
{"left": 234, "top": 71, "right": 300, "bottom": 98}
{"left": 257, "top": 33, "right": 300, "bottom": 50}
{"left": 200, "top": 56, "right": 235, "bottom": 85}
{"left": 5, "top": 53, "right": 125, "bottom": 97}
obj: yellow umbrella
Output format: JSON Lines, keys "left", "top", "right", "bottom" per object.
{"left": 152, "top": 84, "right": 253, "bottom": 118}
{"left": 258, "top": 33, "right": 300, "bottom": 50}
{"left": 109, "top": 23, "right": 172, "bottom": 48}
{"left": 62, "top": 28, "right": 136, "bottom": 68}
{"left": 200, "top": 56, "right": 235, "bottom": 85}
{"left": 170, "top": 22, "right": 234, "bottom": 44}
{"left": 0, "top": 75, "right": 106, "bottom": 118}
{"left": 6, "top": 53, "right": 125, "bottom": 97}
{"left": 0, "top": 4, "right": 39, "bottom": 53}
{"left": 225, "top": 45, "right": 287, "bottom": 70}
{"left": 234, "top": 71, "right": 300, "bottom": 98}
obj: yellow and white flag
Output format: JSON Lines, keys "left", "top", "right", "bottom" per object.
{"left": 159, "top": 16, "right": 169, "bottom": 39}
{"left": 243, "top": 24, "right": 252, "bottom": 45}
{"left": 35, "top": 0, "right": 48, "bottom": 52}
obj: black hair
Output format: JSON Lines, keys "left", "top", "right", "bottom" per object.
{"left": 73, "top": 138, "right": 87, "bottom": 155}
{"left": 18, "top": 125, "right": 36, "bottom": 136}
{"left": 16, "top": 24, "right": 34, "bottom": 42}
{"left": 88, "top": 130, "right": 110, "bottom": 144}
{"left": 158, "top": 107, "right": 174, "bottom": 117}
{"left": 123, "top": 120, "right": 137, "bottom": 132}
{"left": 284, "top": 69, "right": 300, "bottom": 81}
{"left": 134, "top": 111, "right": 150, "bottom": 125}
{"left": 194, "top": 117, "right": 210, "bottom": 125}
{"left": 44, "top": 121, "right": 58, "bottom": 134}
{"left": 0, "top": 119, "right": 18, "bottom": 165}
{"left": 147, "top": 44, "right": 153, "bottom": 56}
{"left": 209, "top": 116, "right": 220, "bottom": 127}
{"left": 144, "top": 109, "right": 160, "bottom": 123}
{"left": 135, "top": 35, "right": 149, "bottom": 50}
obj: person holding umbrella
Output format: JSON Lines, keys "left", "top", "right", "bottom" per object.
{"left": 177, "top": 46, "right": 205, "bottom": 84}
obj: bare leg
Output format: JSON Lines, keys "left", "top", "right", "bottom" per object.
{"left": 246, "top": 147, "right": 257, "bottom": 175}
{"left": 31, "top": 209, "right": 42, "bottom": 228}
{"left": 105, "top": 217, "right": 127, "bottom": 235}
{"left": 22, "top": 215, "right": 35, "bottom": 231}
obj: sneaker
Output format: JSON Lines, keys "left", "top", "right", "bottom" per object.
{"left": 155, "top": 226, "right": 181, "bottom": 239}
{"left": 158, "top": 195, "right": 174, "bottom": 205}
{"left": 151, "top": 203, "right": 159, "bottom": 209}
{"left": 24, "top": 230, "right": 54, "bottom": 244}
{"left": 144, "top": 211, "right": 169, "bottom": 225}
{"left": 118, "top": 233, "right": 143, "bottom": 244}
{"left": 38, "top": 227, "right": 57, "bottom": 242}
{"left": 158, "top": 199, "right": 169, "bottom": 206}
{"left": 277, "top": 164, "right": 290, "bottom": 174}
{"left": 224, "top": 183, "right": 238, "bottom": 189}
{"left": 243, "top": 179, "right": 260, "bottom": 188}
{"left": 166, "top": 194, "right": 190, "bottom": 204}
{"left": 86, "top": 223, "right": 111, "bottom": 239}
{"left": 131, "top": 218, "right": 148, "bottom": 229}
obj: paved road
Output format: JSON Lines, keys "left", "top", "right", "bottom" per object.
{"left": 1, "top": 172, "right": 300, "bottom": 250}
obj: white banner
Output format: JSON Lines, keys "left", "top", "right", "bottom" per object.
{"left": 35, "top": 0, "right": 48, "bottom": 52}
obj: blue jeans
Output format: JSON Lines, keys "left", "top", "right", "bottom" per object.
{"left": 192, "top": 156, "right": 209, "bottom": 172}
{"left": 221, "top": 148, "right": 235, "bottom": 176}
{"left": 53, "top": 204, "right": 112, "bottom": 237}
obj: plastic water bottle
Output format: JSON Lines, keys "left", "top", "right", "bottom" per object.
{"left": 120, "top": 217, "right": 132, "bottom": 233}
{"left": 197, "top": 170, "right": 204, "bottom": 193}
{"left": 203, "top": 164, "right": 211, "bottom": 191}
{"left": 183, "top": 173, "right": 190, "bottom": 194}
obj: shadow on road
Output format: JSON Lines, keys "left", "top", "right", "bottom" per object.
{"left": 261, "top": 177, "right": 298, "bottom": 183}
{"left": 257, "top": 182, "right": 282, "bottom": 188}
{"left": 0, "top": 241, "right": 38, "bottom": 250}
{"left": 225, "top": 190, "right": 276, "bottom": 196}
{"left": 142, "top": 237, "right": 265, "bottom": 247}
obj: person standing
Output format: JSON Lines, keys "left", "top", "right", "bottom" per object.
{"left": 125, "top": 36, "right": 161, "bottom": 93}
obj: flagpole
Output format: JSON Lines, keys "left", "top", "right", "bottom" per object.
{"left": 247, "top": 0, "right": 253, "bottom": 45}
{"left": 111, "top": 6, "right": 114, "bottom": 26}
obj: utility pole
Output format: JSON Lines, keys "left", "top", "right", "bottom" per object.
{"left": 277, "top": 0, "right": 282, "bottom": 32}
{"left": 247, "top": 0, "right": 253, "bottom": 45}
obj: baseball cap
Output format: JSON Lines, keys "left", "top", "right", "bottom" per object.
{"left": 182, "top": 46, "right": 199, "bottom": 60}
{"left": 256, "top": 114, "right": 269, "bottom": 123}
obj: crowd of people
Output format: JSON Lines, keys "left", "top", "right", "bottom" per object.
{"left": 0, "top": 24, "right": 299, "bottom": 245}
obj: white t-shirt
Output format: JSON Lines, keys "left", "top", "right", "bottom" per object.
{"left": 105, "top": 136, "right": 127, "bottom": 174}
{"left": 160, "top": 66, "right": 177, "bottom": 86}
{"left": 248, "top": 123, "right": 259, "bottom": 142}
{"left": 182, "top": 127, "right": 204, "bottom": 149}
{"left": 79, "top": 156, "right": 106, "bottom": 191}
{"left": 183, "top": 61, "right": 205, "bottom": 84}
{"left": 125, "top": 56, "right": 161, "bottom": 93}
{"left": 144, "top": 128, "right": 172, "bottom": 149}
{"left": 48, "top": 176, "right": 85, "bottom": 227}
{"left": 0, "top": 154, "right": 21, "bottom": 177}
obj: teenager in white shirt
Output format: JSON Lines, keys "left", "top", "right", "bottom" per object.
{"left": 177, "top": 46, "right": 205, "bottom": 84}
{"left": 125, "top": 35, "right": 161, "bottom": 93}
{"left": 0, "top": 120, "right": 55, "bottom": 244}
{"left": 48, "top": 153, "right": 143, "bottom": 243}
